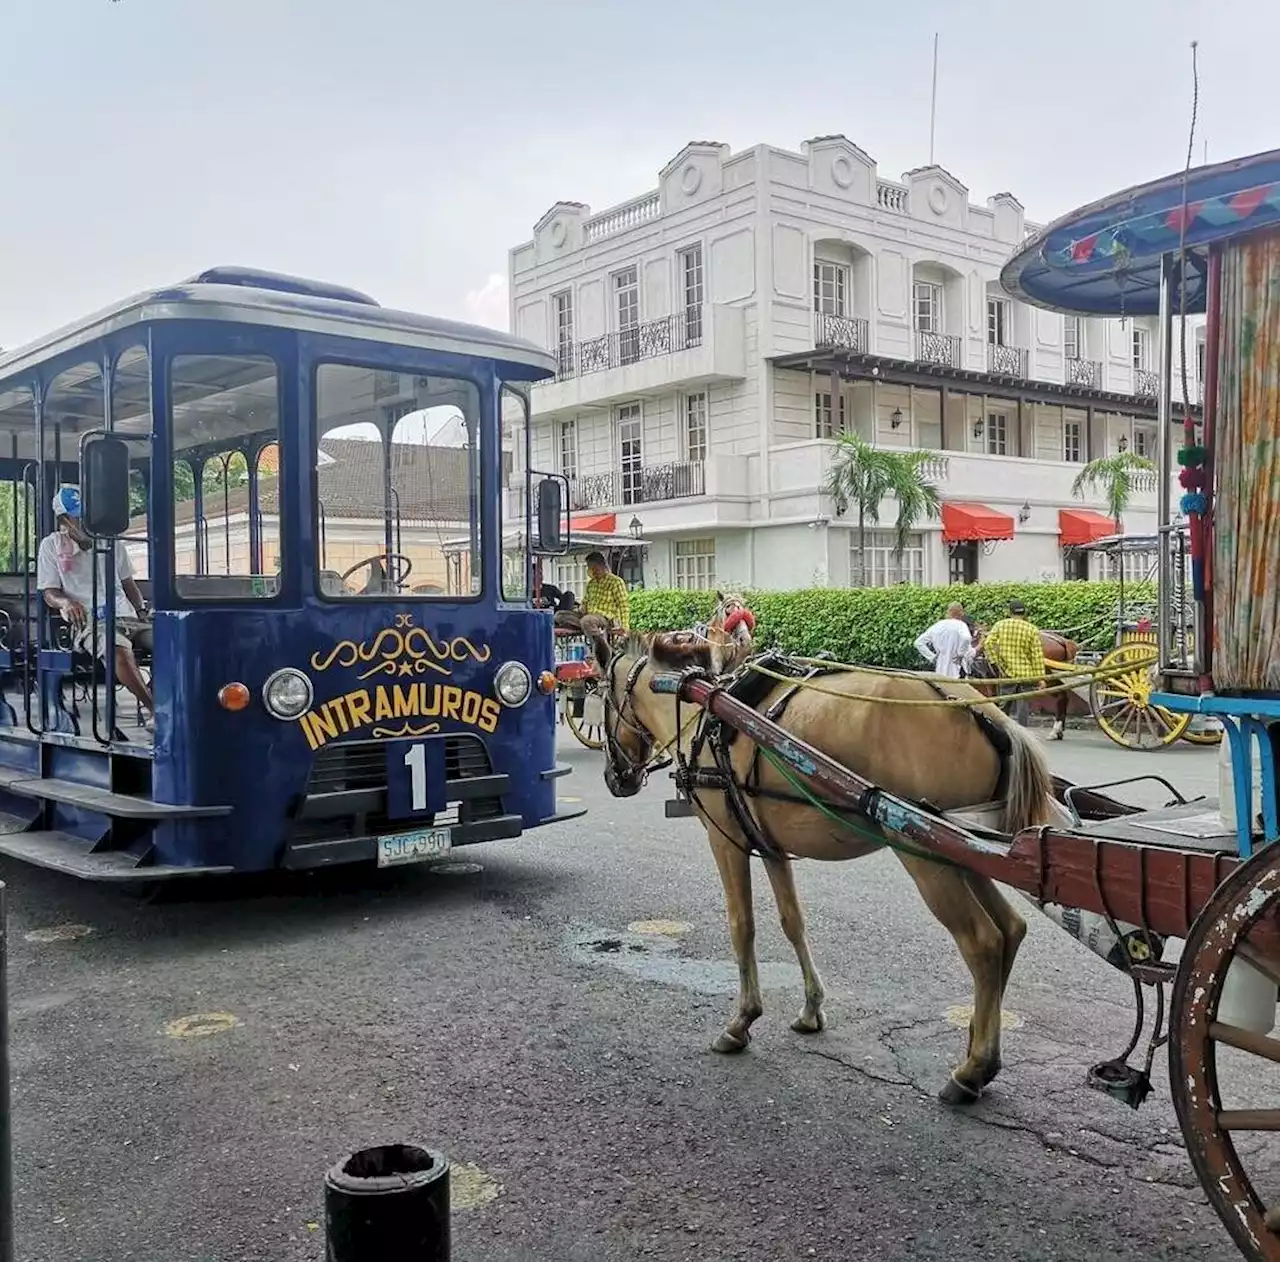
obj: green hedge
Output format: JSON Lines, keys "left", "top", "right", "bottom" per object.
{"left": 629, "top": 581, "right": 1154, "bottom": 670}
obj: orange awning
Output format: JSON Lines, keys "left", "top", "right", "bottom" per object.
{"left": 941, "top": 502, "right": 1015, "bottom": 543}
{"left": 569, "top": 512, "right": 616, "bottom": 533}
{"left": 1058, "top": 508, "right": 1117, "bottom": 547}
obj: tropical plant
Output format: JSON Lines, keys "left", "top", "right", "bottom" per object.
{"left": 823, "top": 435, "right": 942, "bottom": 585}
{"left": 1069, "top": 451, "right": 1157, "bottom": 534}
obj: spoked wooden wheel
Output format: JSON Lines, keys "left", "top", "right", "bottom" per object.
{"left": 1090, "top": 643, "right": 1191, "bottom": 749}
{"left": 1183, "top": 717, "right": 1226, "bottom": 747}
{"left": 1171, "top": 842, "right": 1280, "bottom": 1262}
{"left": 562, "top": 682, "right": 606, "bottom": 751}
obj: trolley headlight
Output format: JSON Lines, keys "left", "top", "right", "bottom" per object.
{"left": 493, "top": 661, "right": 532, "bottom": 708}
{"left": 262, "top": 667, "right": 314, "bottom": 720}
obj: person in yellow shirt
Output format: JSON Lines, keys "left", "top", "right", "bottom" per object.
{"left": 980, "top": 600, "right": 1044, "bottom": 727}
{"left": 580, "top": 550, "right": 631, "bottom": 634}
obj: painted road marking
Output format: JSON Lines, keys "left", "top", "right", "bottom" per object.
{"left": 451, "top": 1161, "right": 502, "bottom": 1210}
{"left": 23, "top": 924, "right": 93, "bottom": 944}
{"left": 559, "top": 795, "right": 582, "bottom": 803}
{"left": 164, "top": 1012, "right": 242, "bottom": 1039}
{"left": 945, "top": 1002, "right": 1025, "bottom": 1031}
{"left": 627, "top": 919, "right": 693, "bottom": 937}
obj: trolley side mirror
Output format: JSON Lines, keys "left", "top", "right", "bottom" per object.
{"left": 534, "top": 476, "right": 569, "bottom": 554}
{"left": 81, "top": 435, "right": 132, "bottom": 538}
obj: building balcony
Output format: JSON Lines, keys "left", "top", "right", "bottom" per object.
{"left": 532, "top": 304, "right": 746, "bottom": 418}
{"left": 814, "top": 312, "right": 870, "bottom": 353}
{"left": 1065, "top": 356, "right": 1102, "bottom": 389}
{"left": 914, "top": 330, "right": 962, "bottom": 369}
{"left": 1134, "top": 367, "right": 1160, "bottom": 399}
{"left": 987, "top": 343, "right": 1029, "bottom": 378}
{"left": 569, "top": 460, "right": 707, "bottom": 510}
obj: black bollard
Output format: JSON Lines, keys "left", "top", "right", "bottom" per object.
{"left": 0, "top": 883, "right": 11, "bottom": 1262}
{"left": 324, "top": 1144, "right": 449, "bottom": 1261}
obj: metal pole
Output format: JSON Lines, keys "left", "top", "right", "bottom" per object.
{"left": 325, "top": 1144, "right": 450, "bottom": 1261}
{"left": 0, "top": 882, "right": 13, "bottom": 1262}
{"left": 1156, "top": 252, "right": 1175, "bottom": 673}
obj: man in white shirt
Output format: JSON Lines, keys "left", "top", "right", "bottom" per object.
{"left": 914, "top": 603, "right": 975, "bottom": 679}
{"left": 37, "top": 487, "right": 154, "bottom": 725}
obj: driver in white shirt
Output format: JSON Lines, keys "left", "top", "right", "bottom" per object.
{"left": 36, "top": 487, "right": 154, "bottom": 727}
{"left": 914, "top": 603, "right": 975, "bottom": 679}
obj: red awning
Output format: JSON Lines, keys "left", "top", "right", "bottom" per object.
{"left": 1058, "top": 508, "right": 1117, "bottom": 547}
{"left": 568, "top": 512, "right": 616, "bottom": 533}
{"left": 941, "top": 502, "right": 1015, "bottom": 543}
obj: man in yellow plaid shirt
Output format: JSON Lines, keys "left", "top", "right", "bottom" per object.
{"left": 980, "top": 599, "right": 1043, "bottom": 727}
{"left": 580, "top": 550, "right": 631, "bottom": 632}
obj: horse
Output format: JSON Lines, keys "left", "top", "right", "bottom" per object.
{"left": 592, "top": 622, "right": 1057, "bottom": 1105}
{"left": 968, "top": 629, "right": 1080, "bottom": 740}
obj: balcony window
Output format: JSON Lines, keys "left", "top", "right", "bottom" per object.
{"left": 1132, "top": 326, "right": 1150, "bottom": 371}
{"left": 559, "top": 419, "right": 578, "bottom": 481}
{"left": 813, "top": 262, "right": 848, "bottom": 317}
{"left": 614, "top": 266, "right": 640, "bottom": 364}
{"left": 1134, "top": 426, "right": 1155, "bottom": 459}
{"left": 552, "top": 290, "right": 574, "bottom": 375}
{"left": 680, "top": 244, "right": 704, "bottom": 343}
{"left": 616, "top": 402, "right": 643, "bottom": 505}
{"left": 1064, "top": 315, "right": 1082, "bottom": 360}
{"left": 553, "top": 557, "right": 589, "bottom": 598}
{"left": 986, "top": 412, "right": 1009, "bottom": 456}
{"left": 1064, "top": 419, "right": 1083, "bottom": 464}
{"left": 674, "top": 537, "right": 717, "bottom": 590}
{"left": 986, "top": 298, "right": 1011, "bottom": 347}
{"left": 853, "top": 530, "right": 925, "bottom": 588}
{"left": 684, "top": 391, "right": 708, "bottom": 463}
{"left": 913, "top": 281, "right": 941, "bottom": 333}
{"left": 815, "top": 391, "right": 846, "bottom": 440}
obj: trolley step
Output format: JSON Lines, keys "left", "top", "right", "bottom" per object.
{"left": 0, "top": 770, "right": 230, "bottom": 819}
{"left": 0, "top": 829, "right": 233, "bottom": 881}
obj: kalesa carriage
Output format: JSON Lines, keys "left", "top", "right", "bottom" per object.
{"left": 588, "top": 148, "right": 1280, "bottom": 1262}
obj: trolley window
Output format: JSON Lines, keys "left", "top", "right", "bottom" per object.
{"left": 314, "top": 364, "right": 481, "bottom": 599}
{"left": 169, "top": 354, "right": 282, "bottom": 600}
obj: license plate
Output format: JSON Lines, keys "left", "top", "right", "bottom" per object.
{"left": 376, "top": 827, "right": 453, "bottom": 868}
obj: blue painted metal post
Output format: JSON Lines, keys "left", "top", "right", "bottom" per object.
{"left": 0, "top": 882, "right": 12, "bottom": 1262}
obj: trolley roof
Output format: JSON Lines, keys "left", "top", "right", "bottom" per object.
{"left": 0, "top": 266, "right": 556, "bottom": 380}
{"left": 1000, "top": 148, "right": 1280, "bottom": 317}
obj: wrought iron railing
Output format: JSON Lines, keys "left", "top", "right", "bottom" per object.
{"left": 1134, "top": 367, "right": 1160, "bottom": 398}
{"left": 987, "top": 344, "right": 1028, "bottom": 377}
{"left": 556, "top": 309, "right": 704, "bottom": 381}
{"left": 914, "top": 330, "right": 961, "bottom": 368}
{"left": 568, "top": 461, "right": 706, "bottom": 510}
{"left": 814, "top": 312, "right": 869, "bottom": 352}
{"left": 1066, "top": 356, "right": 1101, "bottom": 388}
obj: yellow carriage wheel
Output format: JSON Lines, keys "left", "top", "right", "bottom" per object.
{"left": 1181, "top": 721, "right": 1224, "bottom": 747}
{"left": 1089, "top": 643, "right": 1191, "bottom": 750}
{"left": 563, "top": 682, "right": 606, "bottom": 751}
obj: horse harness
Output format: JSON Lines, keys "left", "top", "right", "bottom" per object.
{"left": 661, "top": 651, "right": 1014, "bottom": 864}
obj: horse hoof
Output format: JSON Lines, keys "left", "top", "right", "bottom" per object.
{"left": 938, "top": 1075, "right": 982, "bottom": 1106}
{"left": 713, "top": 1030, "right": 750, "bottom": 1054}
{"left": 791, "top": 1012, "right": 825, "bottom": 1035}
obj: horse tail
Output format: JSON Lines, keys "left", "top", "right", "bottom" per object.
{"left": 1001, "top": 717, "right": 1055, "bottom": 834}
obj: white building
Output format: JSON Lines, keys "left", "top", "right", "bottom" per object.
{"left": 507, "top": 137, "right": 1206, "bottom": 592}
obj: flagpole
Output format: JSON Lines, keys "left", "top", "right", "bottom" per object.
{"left": 929, "top": 33, "right": 939, "bottom": 165}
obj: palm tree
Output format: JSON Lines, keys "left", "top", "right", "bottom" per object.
{"left": 824, "top": 434, "right": 942, "bottom": 585}
{"left": 1069, "top": 451, "right": 1157, "bottom": 534}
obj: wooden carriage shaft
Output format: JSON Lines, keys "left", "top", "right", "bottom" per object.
{"left": 666, "top": 676, "right": 1273, "bottom": 947}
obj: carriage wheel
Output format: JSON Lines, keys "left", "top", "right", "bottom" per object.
{"left": 1089, "top": 643, "right": 1191, "bottom": 750}
{"left": 1171, "top": 843, "right": 1280, "bottom": 1262}
{"left": 1183, "top": 719, "right": 1226, "bottom": 747}
{"left": 563, "top": 683, "right": 605, "bottom": 751}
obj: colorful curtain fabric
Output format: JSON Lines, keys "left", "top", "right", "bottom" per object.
{"left": 1213, "top": 230, "right": 1280, "bottom": 690}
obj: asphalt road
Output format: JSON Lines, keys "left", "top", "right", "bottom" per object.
{"left": 1, "top": 725, "right": 1269, "bottom": 1262}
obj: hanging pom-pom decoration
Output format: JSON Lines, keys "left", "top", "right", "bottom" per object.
{"left": 1181, "top": 492, "right": 1208, "bottom": 515}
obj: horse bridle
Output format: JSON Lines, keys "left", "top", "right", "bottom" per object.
{"left": 602, "top": 650, "right": 672, "bottom": 786}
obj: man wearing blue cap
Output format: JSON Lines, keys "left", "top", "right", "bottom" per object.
{"left": 36, "top": 486, "right": 154, "bottom": 727}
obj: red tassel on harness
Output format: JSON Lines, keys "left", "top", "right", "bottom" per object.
{"left": 723, "top": 608, "right": 756, "bottom": 636}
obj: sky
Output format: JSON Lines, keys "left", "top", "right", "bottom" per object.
{"left": 1, "top": 0, "right": 1273, "bottom": 351}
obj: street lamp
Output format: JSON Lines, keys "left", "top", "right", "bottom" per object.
{"left": 628, "top": 515, "right": 643, "bottom": 539}
{"left": 1018, "top": 501, "right": 1032, "bottom": 524}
